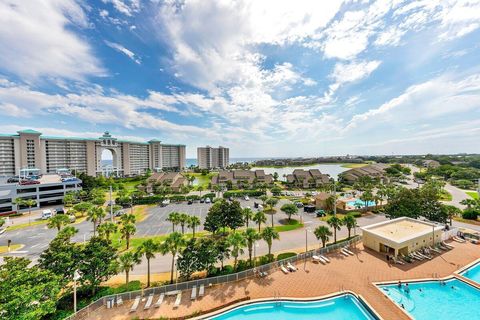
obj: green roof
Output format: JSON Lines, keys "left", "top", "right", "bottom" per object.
{"left": 0, "top": 133, "right": 17, "bottom": 137}
{"left": 17, "top": 129, "right": 42, "bottom": 134}
{"left": 42, "top": 136, "right": 99, "bottom": 141}
{"left": 148, "top": 139, "right": 161, "bottom": 143}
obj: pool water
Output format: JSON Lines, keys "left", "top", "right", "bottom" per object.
{"left": 461, "top": 261, "right": 480, "bottom": 284}
{"left": 346, "top": 199, "right": 375, "bottom": 208}
{"left": 379, "top": 279, "right": 480, "bottom": 319}
{"left": 210, "top": 294, "right": 377, "bottom": 319}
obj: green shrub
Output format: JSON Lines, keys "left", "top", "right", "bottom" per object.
{"left": 462, "top": 208, "right": 479, "bottom": 220}
{"left": 349, "top": 211, "right": 362, "bottom": 218}
{"left": 223, "top": 190, "right": 265, "bottom": 198}
{"left": 203, "top": 193, "right": 215, "bottom": 199}
{"left": 257, "top": 254, "right": 274, "bottom": 265}
{"left": 276, "top": 252, "right": 296, "bottom": 261}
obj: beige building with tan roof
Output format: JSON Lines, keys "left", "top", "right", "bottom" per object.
{"left": 339, "top": 163, "right": 389, "bottom": 183}
{"left": 285, "top": 169, "right": 330, "bottom": 188}
{"left": 211, "top": 170, "right": 273, "bottom": 188}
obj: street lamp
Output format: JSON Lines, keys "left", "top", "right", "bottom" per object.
{"left": 73, "top": 270, "right": 81, "bottom": 313}
{"left": 304, "top": 221, "right": 312, "bottom": 270}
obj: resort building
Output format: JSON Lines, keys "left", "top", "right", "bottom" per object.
{"left": 197, "top": 146, "right": 229, "bottom": 169}
{"left": 361, "top": 217, "right": 444, "bottom": 257}
{"left": 142, "top": 172, "right": 188, "bottom": 193}
{"left": 0, "top": 174, "right": 82, "bottom": 214}
{"left": 0, "top": 130, "right": 186, "bottom": 177}
{"left": 211, "top": 170, "right": 273, "bottom": 188}
{"left": 339, "top": 163, "right": 389, "bottom": 183}
{"left": 285, "top": 169, "right": 330, "bottom": 188}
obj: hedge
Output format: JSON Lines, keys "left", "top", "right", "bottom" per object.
{"left": 223, "top": 190, "right": 265, "bottom": 198}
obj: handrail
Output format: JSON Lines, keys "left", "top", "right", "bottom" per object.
{"left": 66, "top": 236, "right": 362, "bottom": 319}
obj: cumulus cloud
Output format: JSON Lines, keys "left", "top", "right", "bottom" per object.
{"left": 0, "top": 0, "right": 104, "bottom": 81}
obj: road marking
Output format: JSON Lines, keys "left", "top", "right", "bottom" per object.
{"left": 31, "top": 244, "right": 41, "bottom": 248}
{"left": 40, "top": 243, "right": 49, "bottom": 248}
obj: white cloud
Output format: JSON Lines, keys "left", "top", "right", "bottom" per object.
{"left": 331, "top": 60, "right": 381, "bottom": 85}
{"left": 0, "top": 0, "right": 104, "bottom": 80}
{"left": 105, "top": 41, "right": 141, "bottom": 64}
{"left": 102, "top": 0, "right": 140, "bottom": 16}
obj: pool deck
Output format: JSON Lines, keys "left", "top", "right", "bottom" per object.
{"left": 84, "top": 241, "right": 480, "bottom": 320}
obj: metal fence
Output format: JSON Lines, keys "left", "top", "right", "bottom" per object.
{"left": 67, "top": 236, "right": 362, "bottom": 320}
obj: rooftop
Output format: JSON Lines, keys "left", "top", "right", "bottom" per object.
{"left": 361, "top": 217, "right": 443, "bottom": 243}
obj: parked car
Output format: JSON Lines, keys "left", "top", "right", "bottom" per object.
{"left": 114, "top": 210, "right": 126, "bottom": 217}
{"left": 228, "top": 197, "right": 234, "bottom": 201}
{"left": 315, "top": 209, "right": 326, "bottom": 217}
{"left": 205, "top": 198, "right": 211, "bottom": 204}
{"left": 244, "top": 195, "right": 250, "bottom": 201}
{"left": 41, "top": 209, "right": 53, "bottom": 220}
{"left": 187, "top": 200, "right": 193, "bottom": 205}
{"left": 20, "top": 180, "right": 40, "bottom": 185}
{"left": 161, "top": 199, "right": 170, "bottom": 206}
{"left": 55, "top": 207, "right": 65, "bottom": 215}
{"left": 258, "top": 204, "right": 264, "bottom": 211}
{"left": 68, "top": 215, "right": 76, "bottom": 223}
{"left": 200, "top": 198, "right": 205, "bottom": 203}
{"left": 295, "top": 202, "right": 304, "bottom": 208}
{"left": 7, "top": 176, "right": 19, "bottom": 183}
{"left": 304, "top": 205, "right": 316, "bottom": 213}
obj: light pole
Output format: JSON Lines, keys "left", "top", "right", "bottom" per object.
{"left": 303, "top": 222, "right": 312, "bottom": 270}
{"left": 333, "top": 179, "right": 337, "bottom": 216}
{"left": 109, "top": 185, "right": 113, "bottom": 223}
{"left": 73, "top": 270, "right": 81, "bottom": 313}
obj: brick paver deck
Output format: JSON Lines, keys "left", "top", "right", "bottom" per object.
{"left": 85, "top": 241, "right": 480, "bottom": 320}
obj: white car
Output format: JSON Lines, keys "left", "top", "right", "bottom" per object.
{"left": 41, "top": 209, "right": 53, "bottom": 220}
{"left": 205, "top": 197, "right": 211, "bottom": 203}
{"left": 162, "top": 199, "right": 170, "bottom": 205}
{"left": 244, "top": 195, "right": 250, "bottom": 201}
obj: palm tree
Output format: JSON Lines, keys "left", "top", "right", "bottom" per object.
{"left": 63, "top": 193, "right": 76, "bottom": 208}
{"left": 261, "top": 226, "right": 279, "bottom": 258}
{"left": 178, "top": 213, "right": 189, "bottom": 234}
{"left": 47, "top": 214, "right": 70, "bottom": 231}
{"left": 243, "top": 228, "right": 260, "bottom": 266}
{"left": 360, "top": 189, "right": 374, "bottom": 212}
{"left": 265, "top": 197, "right": 279, "bottom": 227}
{"left": 252, "top": 210, "right": 267, "bottom": 232}
{"left": 259, "top": 195, "right": 268, "bottom": 205}
{"left": 314, "top": 225, "right": 332, "bottom": 248}
{"left": 343, "top": 215, "right": 357, "bottom": 238}
{"left": 120, "top": 213, "right": 136, "bottom": 225}
{"left": 243, "top": 208, "right": 254, "bottom": 228}
{"left": 72, "top": 202, "right": 92, "bottom": 218}
{"left": 13, "top": 198, "right": 37, "bottom": 225}
{"left": 87, "top": 206, "right": 105, "bottom": 236}
{"left": 197, "top": 185, "right": 204, "bottom": 197}
{"left": 227, "top": 231, "right": 247, "bottom": 270}
{"left": 58, "top": 225, "right": 78, "bottom": 239}
{"left": 118, "top": 252, "right": 141, "bottom": 287}
{"left": 327, "top": 216, "right": 343, "bottom": 243}
{"left": 120, "top": 223, "right": 136, "bottom": 249}
{"left": 160, "top": 232, "right": 186, "bottom": 284}
{"left": 325, "top": 195, "right": 336, "bottom": 213}
{"left": 137, "top": 239, "right": 160, "bottom": 287}
{"left": 187, "top": 215, "right": 201, "bottom": 238}
{"left": 97, "top": 222, "right": 118, "bottom": 241}
{"left": 166, "top": 212, "right": 181, "bottom": 232}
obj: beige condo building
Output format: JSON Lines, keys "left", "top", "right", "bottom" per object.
{"left": 0, "top": 129, "right": 186, "bottom": 177}
{"left": 197, "top": 145, "right": 229, "bottom": 169}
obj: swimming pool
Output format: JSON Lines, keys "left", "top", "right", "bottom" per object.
{"left": 208, "top": 294, "right": 378, "bottom": 319}
{"left": 378, "top": 278, "right": 480, "bottom": 319}
{"left": 346, "top": 199, "right": 375, "bottom": 208}
{"left": 461, "top": 260, "right": 480, "bottom": 284}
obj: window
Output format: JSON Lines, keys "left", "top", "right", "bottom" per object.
{"left": 17, "top": 187, "right": 37, "bottom": 194}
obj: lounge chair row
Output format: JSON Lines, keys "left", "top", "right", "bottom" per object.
{"left": 312, "top": 254, "right": 330, "bottom": 264}
{"left": 128, "top": 284, "right": 206, "bottom": 312}
{"left": 280, "top": 262, "right": 298, "bottom": 274}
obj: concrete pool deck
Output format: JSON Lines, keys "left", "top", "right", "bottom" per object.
{"left": 84, "top": 241, "right": 480, "bottom": 320}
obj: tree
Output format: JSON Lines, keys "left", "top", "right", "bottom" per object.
{"left": 160, "top": 232, "right": 186, "bottom": 284}
{"left": 0, "top": 257, "right": 61, "bottom": 320}
{"left": 187, "top": 215, "right": 201, "bottom": 238}
{"left": 204, "top": 199, "right": 243, "bottom": 233}
{"left": 177, "top": 238, "right": 217, "bottom": 280}
{"left": 178, "top": 213, "right": 189, "bottom": 234}
{"left": 72, "top": 201, "right": 92, "bottom": 217}
{"left": 87, "top": 206, "right": 105, "bottom": 236}
{"left": 460, "top": 198, "right": 479, "bottom": 209}
{"left": 166, "top": 212, "right": 181, "bottom": 232}
{"left": 265, "top": 197, "right": 279, "bottom": 227}
{"left": 63, "top": 192, "right": 76, "bottom": 208}
{"left": 38, "top": 227, "right": 80, "bottom": 287}
{"left": 120, "top": 223, "right": 136, "bottom": 249}
{"left": 327, "top": 216, "right": 343, "bottom": 243}
{"left": 118, "top": 252, "right": 141, "bottom": 287}
{"left": 243, "top": 207, "right": 254, "bottom": 228}
{"left": 252, "top": 210, "right": 267, "bottom": 232}
{"left": 359, "top": 188, "right": 374, "bottom": 212}
{"left": 0, "top": 218, "right": 5, "bottom": 228}
{"left": 244, "top": 228, "right": 260, "bottom": 266}
{"left": 227, "top": 231, "right": 246, "bottom": 270}
{"left": 384, "top": 188, "right": 422, "bottom": 220}
{"left": 47, "top": 214, "right": 71, "bottom": 231}
{"left": 13, "top": 198, "right": 37, "bottom": 225}
{"left": 120, "top": 213, "right": 136, "bottom": 225}
{"left": 197, "top": 185, "right": 204, "bottom": 197}
{"left": 259, "top": 195, "right": 268, "bottom": 205}
{"left": 97, "top": 222, "right": 118, "bottom": 241}
{"left": 442, "top": 205, "right": 462, "bottom": 225}
{"left": 78, "top": 236, "right": 118, "bottom": 295}
{"left": 325, "top": 195, "right": 336, "bottom": 213}
{"left": 314, "top": 225, "right": 332, "bottom": 248}
{"left": 137, "top": 239, "right": 160, "bottom": 287}
{"left": 342, "top": 214, "right": 357, "bottom": 238}
{"left": 261, "top": 226, "right": 279, "bottom": 257}
{"left": 280, "top": 203, "right": 298, "bottom": 221}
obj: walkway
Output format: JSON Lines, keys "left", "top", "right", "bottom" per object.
{"left": 85, "top": 241, "right": 480, "bottom": 320}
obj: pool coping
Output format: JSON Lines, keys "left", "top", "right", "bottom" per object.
{"left": 373, "top": 273, "right": 480, "bottom": 320}
{"left": 454, "top": 257, "right": 480, "bottom": 276}
{"left": 191, "top": 290, "right": 384, "bottom": 320}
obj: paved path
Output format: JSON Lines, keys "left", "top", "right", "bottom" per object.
{"left": 443, "top": 183, "right": 469, "bottom": 209}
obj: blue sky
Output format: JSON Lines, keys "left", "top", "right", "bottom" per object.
{"left": 0, "top": 0, "right": 479, "bottom": 158}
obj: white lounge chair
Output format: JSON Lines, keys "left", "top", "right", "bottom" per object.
{"left": 393, "top": 256, "right": 405, "bottom": 265}
{"left": 280, "top": 264, "right": 289, "bottom": 274}
{"left": 191, "top": 285, "right": 197, "bottom": 300}
{"left": 343, "top": 247, "right": 354, "bottom": 255}
{"left": 287, "top": 262, "right": 297, "bottom": 271}
{"left": 173, "top": 292, "right": 182, "bottom": 308}
{"left": 312, "top": 255, "right": 324, "bottom": 264}
{"left": 116, "top": 296, "right": 123, "bottom": 306}
{"left": 130, "top": 296, "right": 140, "bottom": 312}
{"left": 442, "top": 241, "right": 454, "bottom": 249}
{"left": 154, "top": 293, "right": 165, "bottom": 308}
{"left": 453, "top": 236, "right": 466, "bottom": 243}
{"left": 320, "top": 255, "right": 330, "bottom": 263}
{"left": 144, "top": 294, "right": 153, "bottom": 310}
{"left": 199, "top": 284, "right": 205, "bottom": 297}
{"left": 429, "top": 246, "right": 442, "bottom": 254}
{"left": 340, "top": 249, "right": 350, "bottom": 257}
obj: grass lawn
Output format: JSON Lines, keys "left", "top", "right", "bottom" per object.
{"left": 274, "top": 219, "right": 303, "bottom": 232}
{"left": 453, "top": 216, "right": 480, "bottom": 226}
{"left": 123, "top": 180, "right": 140, "bottom": 191}
{"left": 319, "top": 213, "right": 347, "bottom": 221}
{"left": 0, "top": 244, "right": 22, "bottom": 253}
{"left": 440, "top": 190, "right": 453, "bottom": 201}
{"left": 6, "top": 220, "right": 47, "bottom": 231}
{"left": 466, "top": 191, "right": 479, "bottom": 200}
{"left": 341, "top": 163, "right": 368, "bottom": 168}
